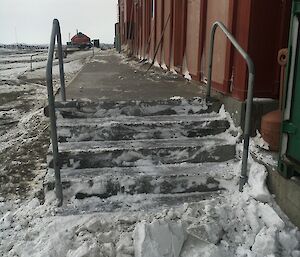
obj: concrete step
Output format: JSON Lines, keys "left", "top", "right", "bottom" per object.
{"left": 53, "top": 191, "right": 221, "bottom": 216}
{"left": 48, "top": 136, "right": 236, "bottom": 169}
{"left": 45, "top": 161, "right": 237, "bottom": 200}
{"left": 57, "top": 114, "right": 230, "bottom": 142}
{"left": 54, "top": 97, "right": 221, "bottom": 119}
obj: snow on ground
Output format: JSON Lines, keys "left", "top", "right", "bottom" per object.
{"left": 0, "top": 104, "right": 299, "bottom": 257}
{"left": 0, "top": 48, "right": 97, "bottom": 200}
{"left": 0, "top": 148, "right": 299, "bottom": 257}
{"left": 0, "top": 49, "right": 299, "bottom": 256}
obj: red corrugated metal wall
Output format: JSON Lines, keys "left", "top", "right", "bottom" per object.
{"left": 118, "top": 0, "right": 291, "bottom": 102}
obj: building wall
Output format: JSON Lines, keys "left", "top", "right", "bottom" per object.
{"left": 172, "top": 0, "right": 186, "bottom": 71}
{"left": 205, "top": 0, "right": 230, "bottom": 88}
{"left": 154, "top": 0, "right": 163, "bottom": 63}
{"left": 118, "top": 0, "right": 291, "bottom": 102}
{"left": 162, "top": 0, "right": 172, "bottom": 68}
{"left": 249, "top": 0, "right": 291, "bottom": 99}
{"left": 185, "top": 0, "right": 201, "bottom": 78}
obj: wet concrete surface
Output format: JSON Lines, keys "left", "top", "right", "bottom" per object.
{"left": 66, "top": 50, "right": 206, "bottom": 101}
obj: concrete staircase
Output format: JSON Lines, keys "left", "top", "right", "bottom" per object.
{"left": 44, "top": 97, "right": 239, "bottom": 214}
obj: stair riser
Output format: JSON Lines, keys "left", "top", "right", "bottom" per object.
{"left": 45, "top": 174, "right": 221, "bottom": 199}
{"left": 48, "top": 145, "right": 236, "bottom": 169}
{"left": 58, "top": 120, "right": 229, "bottom": 142}
{"left": 53, "top": 192, "right": 220, "bottom": 215}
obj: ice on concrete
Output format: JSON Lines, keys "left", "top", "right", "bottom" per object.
{"left": 247, "top": 159, "right": 271, "bottom": 203}
{"left": 279, "top": 230, "right": 300, "bottom": 254}
{"left": 161, "top": 63, "right": 168, "bottom": 70}
{"left": 154, "top": 61, "right": 160, "bottom": 68}
{"left": 252, "top": 130, "right": 270, "bottom": 150}
{"left": 180, "top": 236, "right": 224, "bottom": 257}
{"left": 134, "top": 219, "right": 187, "bottom": 257}
{"left": 251, "top": 227, "right": 277, "bottom": 256}
{"left": 187, "top": 221, "right": 224, "bottom": 245}
{"left": 184, "top": 71, "right": 192, "bottom": 81}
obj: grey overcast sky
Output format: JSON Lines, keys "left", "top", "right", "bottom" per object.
{"left": 0, "top": 0, "right": 118, "bottom": 44}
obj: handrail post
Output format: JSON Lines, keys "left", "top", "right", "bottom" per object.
{"left": 30, "top": 55, "right": 33, "bottom": 71}
{"left": 30, "top": 53, "right": 38, "bottom": 71}
{"left": 56, "top": 22, "right": 66, "bottom": 102}
{"left": 46, "top": 19, "right": 64, "bottom": 206}
{"left": 206, "top": 24, "right": 218, "bottom": 97}
{"left": 206, "top": 21, "right": 255, "bottom": 192}
{"left": 239, "top": 72, "right": 254, "bottom": 191}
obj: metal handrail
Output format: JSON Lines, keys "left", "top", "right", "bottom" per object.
{"left": 46, "top": 19, "right": 66, "bottom": 206}
{"left": 30, "top": 53, "right": 38, "bottom": 71}
{"left": 206, "top": 21, "right": 255, "bottom": 192}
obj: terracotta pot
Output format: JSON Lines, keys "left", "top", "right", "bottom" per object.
{"left": 261, "top": 110, "right": 282, "bottom": 151}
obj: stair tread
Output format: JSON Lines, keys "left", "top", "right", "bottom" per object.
{"left": 54, "top": 98, "right": 222, "bottom": 119}
{"left": 53, "top": 136, "right": 236, "bottom": 153}
{"left": 57, "top": 116, "right": 230, "bottom": 143}
{"left": 46, "top": 161, "right": 237, "bottom": 181}
{"left": 56, "top": 113, "right": 225, "bottom": 127}
{"left": 55, "top": 97, "right": 215, "bottom": 110}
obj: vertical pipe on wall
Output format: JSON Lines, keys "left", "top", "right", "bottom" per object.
{"left": 198, "top": 0, "right": 208, "bottom": 81}
{"left": 224, "top": 0, "right": 238, "bottom": 94}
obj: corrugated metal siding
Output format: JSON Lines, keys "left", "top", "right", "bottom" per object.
{"left": 118, "top": 0, "right": 291, "bottom": 101}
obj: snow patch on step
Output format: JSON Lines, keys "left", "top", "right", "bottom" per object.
{"left": 170, "top": 96, "right": 183, "bottom": 100}
{"left": 57, "top": 113, "right": 224, "bottom": 127}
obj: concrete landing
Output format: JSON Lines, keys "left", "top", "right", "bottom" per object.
{"left": 64, "top": 50, "right": 205, "bottom": 101}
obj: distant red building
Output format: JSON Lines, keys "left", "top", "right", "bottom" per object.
{"left": 71, "top": 32, "right": 91, "bottom": 48}
{"left": 118, "top": 0, "right": 291, "bottom": 102}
